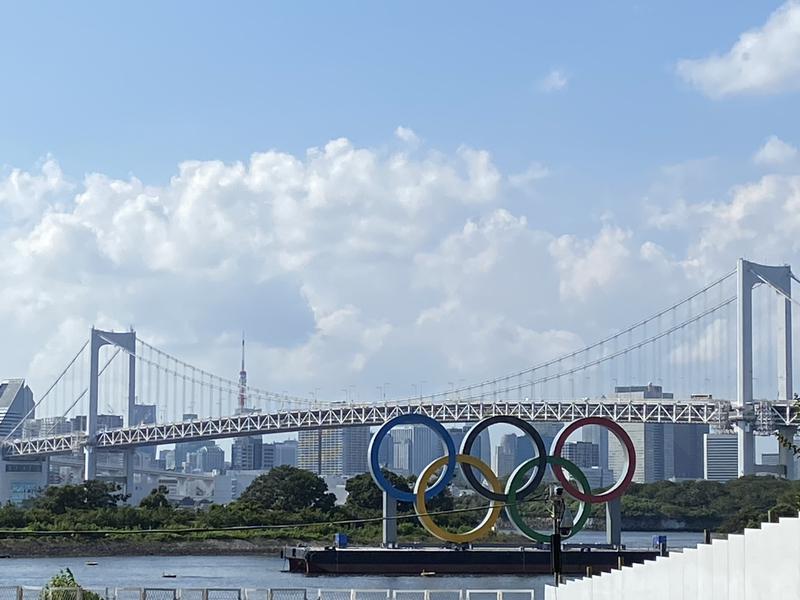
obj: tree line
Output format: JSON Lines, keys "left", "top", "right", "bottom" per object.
{"left": 0, "top": 466, "right": 797, "bottom": 543}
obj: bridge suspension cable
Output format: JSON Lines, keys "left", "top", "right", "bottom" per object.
{"left": 2, "top": 340, "right": 89, "bottom": 443}
{"left": 404, "top": 269, "right": 738, "bottom": 405}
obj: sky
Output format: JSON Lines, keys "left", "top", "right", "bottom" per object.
{"left": 1, "top": 1, "right": 800, "bottom": 427}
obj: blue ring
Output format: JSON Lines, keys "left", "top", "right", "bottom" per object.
{"left": 368, "top": 413, "right": 457, "bottom": 503}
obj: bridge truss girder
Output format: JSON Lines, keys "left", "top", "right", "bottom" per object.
{"left": 4, "top": 398, "right": 797, "bottom": 459}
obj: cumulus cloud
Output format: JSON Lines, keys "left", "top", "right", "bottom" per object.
{"left": 677, "top": 1, "right": 800, "bottom": 98}
{"left": 549, "top": 225, "right": 633, "bottom": 301}
{"left": 0, "top": 136, "right": 594, "bottom": 411}
{"left": 754, "top": 135, "right": 798, "bottom": 166}
{"left": 394, "top": 126, "right": 420, "bottom": 145}
{"left": 8, "top": 132, "right": 795, "bottom": 415}
{"left": 538, "top": 69, "right": 569, "bottom": 93}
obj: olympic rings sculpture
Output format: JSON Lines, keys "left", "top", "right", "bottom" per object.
{"left": 368, "top": 414, "right": 636, "bottom": 544}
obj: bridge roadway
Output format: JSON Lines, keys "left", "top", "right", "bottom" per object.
{"left": 3, "top": 397, "right": 796, "bottom": 459}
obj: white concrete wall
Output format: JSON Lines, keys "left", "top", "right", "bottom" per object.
{"left": 545, "top": 516, "right": 800, "bottom": 600}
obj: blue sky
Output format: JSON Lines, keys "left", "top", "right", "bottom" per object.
{"left": 1, "top": 2, "right": 793, "bottom": 182}
{"left": 0, "top": 0, "right": 799, "bottom": 439}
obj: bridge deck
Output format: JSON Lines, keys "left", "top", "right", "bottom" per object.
{"left": 3, "top": 399, "right": 795, "bottom": 458}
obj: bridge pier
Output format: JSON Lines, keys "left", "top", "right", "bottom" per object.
{"left": 605, "top": 497, "right": 621, "bottom": 547}
{"left": 84, "top": 327, "right": 137, "bottom": 483}
{"left": 736, "top": 260, "right": 793, "bottom": 477}
{"left": 382, "top": 492, "right": 397, "bottom": 547}
{"left": 778, "top": 426, "right": 798, "bottom": 480}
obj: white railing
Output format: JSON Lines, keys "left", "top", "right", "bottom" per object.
{"left": 3, "top": 397, "right": 754, "bottom": 458}
{"left": 0, "top": 590, "right": 536, "bottom": 600}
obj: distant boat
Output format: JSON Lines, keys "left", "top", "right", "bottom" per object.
{"left": 420, "top": 571, "right": 436, "bottom": 577}
{"left": 85, "top": 562, "right": 98, "bottom": 566}
{"left": 162, "top": 573, "right": 177, "bottom": 579}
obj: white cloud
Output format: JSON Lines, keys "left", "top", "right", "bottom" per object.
{"left": 9, "top": 132, "right": 800, "bottom": 416}
{"left": 538, "top": 69, "right": 569, "bottom": 93}
{"left": 548, "top": 225, "right": 633, "bottom": 301}
{"left": 508, "top": 162, "right": 550, "bottom": 190}
{"left": 0, "top": 136, "right": 591, "bottom": 412}
{"left": 394, "top": 126, "right": 420, "bottom": 145}
{"left": 676, "top": 1, "right": 800, "bottom": 98}
{"left": 754, "top": 135, "right": 798, "bottom": 166}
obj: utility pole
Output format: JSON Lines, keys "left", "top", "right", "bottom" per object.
{"left": 549, "top": 485, "right": 565, "bottom": 587}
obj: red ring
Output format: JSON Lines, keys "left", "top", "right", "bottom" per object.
{"left": 550, "top": 417, "right": 636, "bottom": 504}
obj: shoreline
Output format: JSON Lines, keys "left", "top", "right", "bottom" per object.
{"left": 0, "top": 526, "right": 708, "bottom": 558}
{"left": 0, "top": 537, "right": 290, "bottom": 558}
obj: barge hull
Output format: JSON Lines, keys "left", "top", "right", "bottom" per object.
{"left": 281, "top": 546, "right": 659, "bottom": 576}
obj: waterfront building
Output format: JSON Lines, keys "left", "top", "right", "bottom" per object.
{"left": 581, "top": 425, "right": 609, "bottom": 471}
{"left": 22, "top": 416, "right": 72, "bottom": 438}
{"left": 609, "top": 385, "right": 675, "bottom": 483}
{"left": 0, "top": 380, "right": 46, "bottom": 504}
{"left": 704, "top": 433, "right": 738, "bottom": 481}
{"left": 390, "top": 425, "right": 445, "bottom": 477}
{"left": 673, "top": 423, "right": 709, "bottom": 479}
{"left": 0, "top": 379, "right": 34, "bottom": 438}
{"left": 563, "top": 441, "right": 600, "bottom": 468}
{"left": 297, "top": 426, "right": 370, "bottom": 476}
{"left": 494, "top": 433, "right": 517, "bottom": 478}
{"left": 132, "top": 403, "right": 157, "bottom": 467}
{"left": 198, "top": 444, "right": 226, "bottom": 473}
{"left": 263, "top": 439, "right": 297, "bottom": 469}
{"left": 231, "top": 436, "right": 263, "bottom": 470}
{"left": 377, "top": 431, "right": 394, "bottom": 469}
{"left": 159, "top": 448, "right": 176, "bottom": 471}
{"left": 212, "top": 470, "right": 262, "bottom": 504}
{"left": 274, "top": 439, "right": 298, "bottom": 466}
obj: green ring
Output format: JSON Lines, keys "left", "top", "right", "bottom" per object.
{"left": 505, "top": 455, "right": 591, "bottom": 543}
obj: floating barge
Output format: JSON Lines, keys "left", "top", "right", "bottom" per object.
{"left": 281, "top": 545, "right": 660, "bottom": 576}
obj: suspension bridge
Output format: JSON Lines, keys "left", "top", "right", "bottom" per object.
{"left": 1, "top": 259, "right": 799, "bottom": 493}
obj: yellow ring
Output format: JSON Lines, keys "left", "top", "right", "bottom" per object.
{"left": 414, "top": 453, "right": 504, "bottom": 543}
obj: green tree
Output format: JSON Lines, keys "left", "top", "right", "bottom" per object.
{"left": 139, "top": 485, "right": 172, "bottom": 510}
{"left": 34, "top": 481, "right": 127, "bottom": 514}
{"left": 41, "top": 569, "right": 101, "bottom": 600}
{"left": 345, "top": 471, "right": 411, "bottom": 511}
{"left": 0, "top": 502, "right": 27, "bottom": 528}
{"left": 238, "top": 466, "right": 335, "bottom": 512}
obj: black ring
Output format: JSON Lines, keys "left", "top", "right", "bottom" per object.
{"left": 459, "top": 415, "right": 547, "bottom": 501}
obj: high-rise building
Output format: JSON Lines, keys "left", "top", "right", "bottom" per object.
{"left": 516, "top": 433, "right": 535, "bottom": 463}
{"left": 563, "top": 441, "right": 600, "bottom": 468}
{"left": 132, "top": 403, "right": 157, "bottom": 466}
{"left": 673, "top": 424, "right": 709, "bottom": 479}
{"left": 391, "top": 428, "right": 413, "bottom": 475}
{"left": 473, "top": 427, "right": 492, "bottom": 467}
{"left": 536, "top": 422, "right": 565, "bottom": 455}
{"left": 0, "top": 379, "right": 34, "bottom": 438}
{"left": 199, "top": 444, "right": 226, "bottom": 472}
{"left": 70, "top": 414, "right": 124, "bottom": 432}
{"left": 274, "top": 439, "right": 298, "bottom": 467}
{"left": 609, "top": 422, "right": 675, "bottom": 483}
{"left": 159, "top": 449, "right": 176, "bottom": 471}
{"left": 609, "top": 385, "right": 675, "bottom": 483}
{"left": 22, "top": 416, "right": 72, "bottom": 438}
{"left": 377, "top": 432, "right": 394, "bottom": 469}
{"left": 342, "top": 427, "right": 370, "bottom": 475}
{"left": 297, "top": 427, "right": 370, "bottom": 476}
{"left": 262, "top": 443, "right": 275, "bottom": 470}
{"left": 232, "top": 436, "right": 263, "bottom": 470}
{"left": 704, "top": 433, "right": 738, "bottom": 482}
{"left": 581, "top": 425, "right": 609, "bottom": 471}
{"left": 494, "top": 433, "right": 517, "bottom": 478}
